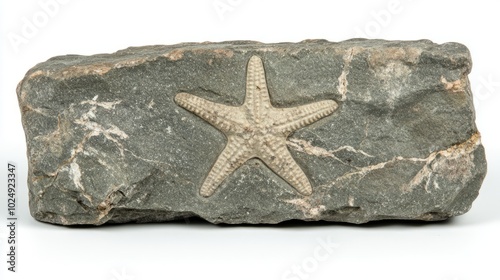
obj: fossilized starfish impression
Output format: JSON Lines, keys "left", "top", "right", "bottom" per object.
{"left": 175, "top": 56, "right": 338, "bottom": 197}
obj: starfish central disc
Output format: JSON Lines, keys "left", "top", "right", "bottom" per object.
{"left": 175, "top": 55, "right": 338, "bottom": 197}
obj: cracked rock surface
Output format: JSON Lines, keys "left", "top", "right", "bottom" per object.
{"left": 17, "top": 39, "right": 487, "bottom": 225}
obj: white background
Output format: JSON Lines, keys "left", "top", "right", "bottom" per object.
{"left": 0, "top": 1, "right": 499, "bottom": 279}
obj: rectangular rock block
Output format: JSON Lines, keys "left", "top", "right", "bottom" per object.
{"left": 17, "top": 39, "right": 487, "bottom": 225}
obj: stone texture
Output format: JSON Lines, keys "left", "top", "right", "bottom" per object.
{"left": 17, "top": 39, "right": 487, "bottom": 225}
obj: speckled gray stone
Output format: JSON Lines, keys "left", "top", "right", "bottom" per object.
{"left": 17, "top": 39, "right": 487, "bottom": 225}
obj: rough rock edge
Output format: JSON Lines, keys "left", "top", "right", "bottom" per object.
{"left": 17, "top": 39, "right": 470, "bottom": 84}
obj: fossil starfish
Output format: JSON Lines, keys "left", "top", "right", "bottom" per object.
{"left": 175, "top": 56, "right": 338, "bottom": 197}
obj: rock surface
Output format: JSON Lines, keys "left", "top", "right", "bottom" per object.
{"left": 17, "top": 39, "right": 487, "bottom": 225}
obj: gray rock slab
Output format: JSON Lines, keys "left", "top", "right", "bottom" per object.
{"left": 17, "top": 39, "right": 487, "bottom": 225}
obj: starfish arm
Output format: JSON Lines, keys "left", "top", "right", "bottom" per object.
{"left": 175, "top": 92, "right": 243, "bottom": 133}
{"left": 273, "top": 100, "right": 338, "bottom": 134}
{"left": 200, "top": 136, "right": 252, "bottom": 197}
{"left": 244, "top": 56, "right": 272, "bottom": 123}
{"left": 259, "top": 137, "right": 313, "bottom": 195}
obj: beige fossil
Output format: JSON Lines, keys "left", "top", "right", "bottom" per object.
{"left": 175, "top": 56, "right": 338, "bottom": 197}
